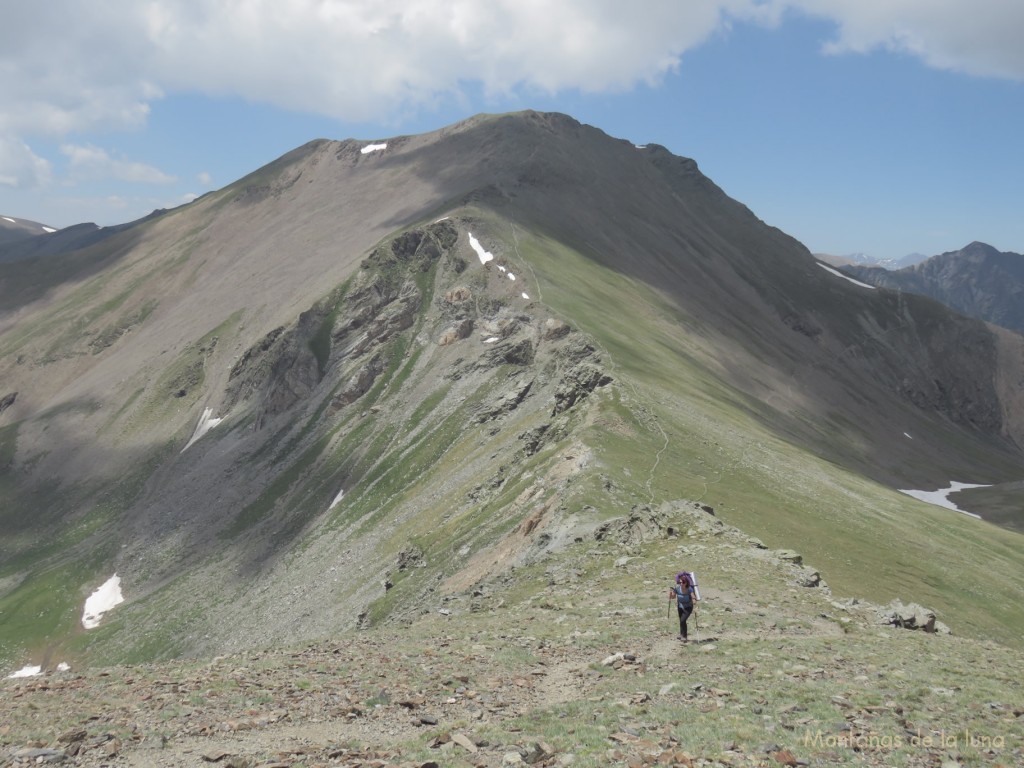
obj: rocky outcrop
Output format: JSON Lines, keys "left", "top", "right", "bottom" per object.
{"left": 542, "top": 318, "right": 571, "bottom": 341}
{"left": 552, "top": 363, "right": 612, "bottom": 415}
{"left": 331, "top": 354, "right": 386, "bottom": 410}
{"left": 0, "top": 391, "right": 15, "bottom": 414}
{"left": 877, "top": 600, "right": 950, "bottom": 634}
{"left": 222, "top": 224, "right": 462, "bottom": 423}
{"left": 225, "top": 309, "right": 325, "bottom": 420}
{"left": 438, "top": 318, "right": 474, "bottom": 346}
{"left": 475, "top": 378, "right": 534, "bottom": 423}
{"left": 339, "top": 280, "right": 421, "bottom": 359}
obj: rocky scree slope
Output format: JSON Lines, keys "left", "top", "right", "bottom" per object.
{"left": 2, "top": 501, "right": 1022, "bottom": 768}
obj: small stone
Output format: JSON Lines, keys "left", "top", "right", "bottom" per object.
{"left": 452, "top": 733, "right": 478, "bottom": 753}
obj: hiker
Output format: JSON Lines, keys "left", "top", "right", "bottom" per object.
{"left": 669, "top": 571, "right": 698, "bottom": 642}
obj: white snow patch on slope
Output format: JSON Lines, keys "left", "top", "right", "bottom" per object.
{"left": 7, "top": 665, "right": 42, "bottom": 678}
{"left": 898, "top": 481, "right": 989, "bottom": 519}
{"left": 42, "top": 226, "right": 56, "bottom": 233}
{"left": 361, "top": 143, "right": 387, "bottom": 154}
{"left": 182, "top": 407, "right": 223, "bottom": 452}
{"left": 507, "top": 273, "right": 516, "bottom": 281}
{"left": 329, "top": 488, "right": 345, "bottom": 510}
{"left": 82, "top": 574, "right": 124, "bottom": 629}
{"left": 1, "top": 216, "right": 14, "bottom": 223}
{"left": 484, "top": 337, "right": 499, "bottom": 344}
{"left": 468, "top": 232, "right": 494, "bottom": 264}
{"left": 522, "top": 292, "right": 530, "bottom": 300}
{"left": 904, "top": 432, "right": 913, "bottom": 439}
{"left": 817, "top": 262, "right": 876, "bottom": 289}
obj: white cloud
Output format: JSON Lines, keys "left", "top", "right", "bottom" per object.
{"left": 197, "top": 171, "right": 212, "bottom": 186}
{"left": 0, "top": 134, "right": 51, "bottom": 188}
{"left": 0, "top": 1, "right": 743, "bottom": 144}
{"left": 60, "top": 143, "right": 176, "bottom": 184}
{"left": 0, "top": 1, "right": 1021, "bottom": 156}
{"left": 782, "top": 0, "right": 1024, "bottom": 80}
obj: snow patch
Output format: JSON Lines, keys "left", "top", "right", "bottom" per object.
{"left": 7, "top": 665, "right": 42, "bottom": 678}
{"left": 484, "top": 337, "right": 499, "bottom": 344}
{"left": 42, "top": 226, "right": 56, "bottom": 233}
{"left": 82, "top": 574, "right": 124, "bottom": 629}
{"left": 635, "top": 145, "right": 647, "bottom": 149}
{"left": 898, "top": 481, "right": 989, "bottom": 519}
{"left": 182, "top": 407, "right": 223, "bottom": 452}
{"left": 1, "top": 216, "right": 15, "bottom": 223}
{"left": 468, "top": 232, "right": 494, "bottom": 265}
{"left": 497, "top": 265, "right": 506, "bottom": 273}
{"left": 903, "top": 432, "right": 913, "bottom": 439}
{"left": 817, "top": 262, "right": 876, "bottom": 289}
{"left": 507, "top": 273, "right": 516, "bottom": 281}
{"left": 329, "top": 488, "right": 345, "bottom": 510}
{"left": 521, "top": 292, "right": 530, "bottom": 300}
{"left": 433, "top": 216, "right": 450, "bottom": 223}
{"left": 361, "top": 143, "right": 387, "bottom": 155}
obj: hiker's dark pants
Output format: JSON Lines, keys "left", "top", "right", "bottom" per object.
{"left": 677, "top": 603, "right": 693, "bottom": 638}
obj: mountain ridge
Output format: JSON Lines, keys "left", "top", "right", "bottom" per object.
{"left": 841, "top": 241, "right": 1024, "bottom": 336}
{"left": 1, "top": 111, "right": 1022, "bottom": 680}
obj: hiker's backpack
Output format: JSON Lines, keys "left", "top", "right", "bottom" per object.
{"left": 677, "top": 571, "right": 701, "bottom": 601}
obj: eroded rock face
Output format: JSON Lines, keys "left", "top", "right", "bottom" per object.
{"left": 445, "top": 286, "right": 473, "bottom": 304}
{"left": 222, "top": 225, "right": 462, "bottom": 423}
{"left": 553, "top": 363, "right": 612, "bottom": 415}
{"left": 438, "top": 319, "right": 474, "bottom": 346}
{"left": 225, "top": 309, "right": 326, "bottom": 419}
{"left": 543, "top": 318, "right": 571, "bottom": 340}
{"left": 331, "top": 354, "right": 386, "bottom": 409}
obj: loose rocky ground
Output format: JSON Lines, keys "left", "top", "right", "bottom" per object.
{"left": 4, "top": 506, "right": 1022, "bottom": 767}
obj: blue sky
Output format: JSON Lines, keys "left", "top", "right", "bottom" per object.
{"left": 1, "top": 1, "right": 1021, "bottom": 261}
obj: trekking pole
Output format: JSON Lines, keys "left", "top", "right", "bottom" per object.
{"left": 694, "top": 609, "right": 700, "bottom": 644}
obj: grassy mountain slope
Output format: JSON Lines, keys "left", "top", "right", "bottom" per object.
{"left": 3, "top": 501, "right": 1022, "bottom": 767}
{"left": 0, "top": 112, "right": 1022, "bottom": 684}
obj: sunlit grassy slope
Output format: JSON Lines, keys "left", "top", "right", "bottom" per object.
{"left": 487, "top": 213, "right": 1024, "bottom": 648}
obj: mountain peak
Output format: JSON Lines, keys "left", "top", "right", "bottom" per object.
{"left": 958, "top": 240, "right": 1001, "bottom": 258}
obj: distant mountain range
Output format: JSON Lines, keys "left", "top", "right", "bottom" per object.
{"left": 814, "top": 251, "right": 928, "bottom": 270}
{"left": 841, "top": 241, "right": 1024, "bottom": 335}
{"left": 0, "top": 214, "right": 57, "bottom": 246}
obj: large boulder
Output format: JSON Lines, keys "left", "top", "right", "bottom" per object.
{"left": 878, "top": 600, "right": 938, "bottom": 633}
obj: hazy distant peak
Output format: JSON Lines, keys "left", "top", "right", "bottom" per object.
{"left": 953, "top": 241, "right": 1001, "bottom": 259}
{"left": 0, "top": 215, "right": 58, "bottom": 245}
{"left": 815, "top": 251, "right": 928, "bottom": 270}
